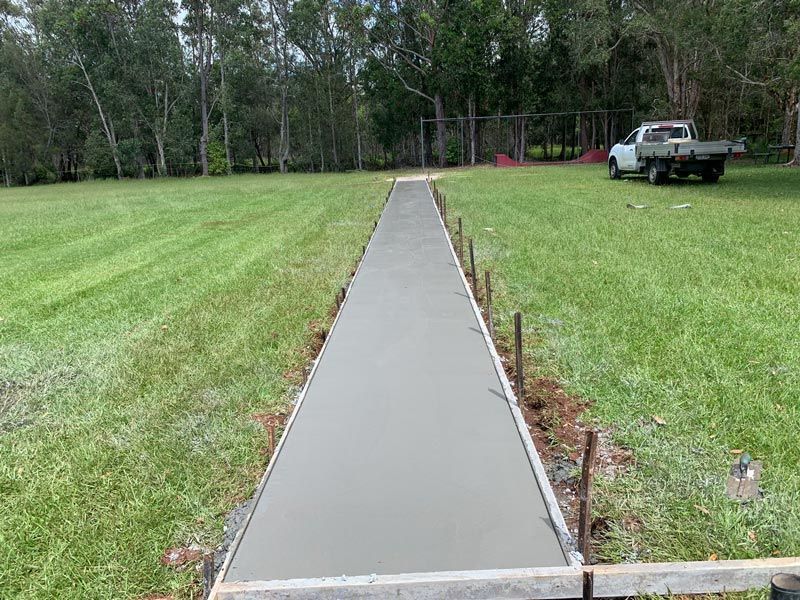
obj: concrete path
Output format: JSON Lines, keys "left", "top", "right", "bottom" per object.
{"left": 223, "top": 180, "right": 569, "bottom": 584}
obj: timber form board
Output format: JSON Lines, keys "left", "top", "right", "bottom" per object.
{"left": 214, "top": 557, "right": 800, "bottom": 599}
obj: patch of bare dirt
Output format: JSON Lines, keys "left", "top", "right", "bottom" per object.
{"left": 160, "top": 545, "right": 206, "bottom": 571}
{"left": 251, "top": 412, "right": 287, "bottom": 430}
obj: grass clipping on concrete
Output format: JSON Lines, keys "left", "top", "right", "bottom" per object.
{"left": 439, "top": 164, "right": 800, "bottom": 564}
{"left": 0, "top": 173, "right": 386, "bottom": 598}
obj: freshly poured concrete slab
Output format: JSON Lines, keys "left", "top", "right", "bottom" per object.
{"left": 224, "top": 180, "right": 568, "bottom": 583}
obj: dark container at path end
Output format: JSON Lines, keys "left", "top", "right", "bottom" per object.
{"left": 772, "top": 574, "right": 800, "bottom": 600}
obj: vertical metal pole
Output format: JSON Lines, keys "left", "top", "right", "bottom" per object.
{"left": 583, "top": 570, "right": 594, "bottom": 600}
{"left": 460, "top": 119, "right": 464, "bottom": 167}
{"left": 514, "top": 312, "right": 523, "bottom": 399}
{"left": 203, "top": 553, "right": 215, "bottom": 599}
{"left": 468, "top": 238, "right": 478, "bottom": 295}
{"left": 457, "top": 218, "right": 464, "bottom": 265}
{"left": 268, "top": 424, "right": 276, "bottom": 456}
{"left": 484, "top": 271, "right": 494, "bottom": 339}
{"left": 341, "top": 286, "right": 346, "bottom": 303}
{"left": 442, "top": 195, "right": 447, "bottom": 227}
{"left": 321, "top": 328, "right": 327, "bottom": 343}
{"left": 420, "top": 116, "right": 425, "bottom": 171}
{"left": 578, "top": 430, "right": 599, "bottom": 563}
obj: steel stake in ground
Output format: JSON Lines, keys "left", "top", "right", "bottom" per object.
{"left": 514, "top": 311, "right": 524, "bottom": 399}
{"left": 583, "top": 569, "right": 594, "bottom": 600}
{"left": 203, "top": 553, "right": 215, "bottom": 599}
{"left": 485, "top": 271, "right": 494, "bottom": 339}
{"left": 457, "top": 218, "right": 464, "bottom": 265}
{"left": 268, "top": 424, "right": 276, "bottom": 456}
{"left": 578, "top": 430, "right": 599, "bottom": 563}
{"left": 469, "top": 238, "right": 478, "bottom": 295}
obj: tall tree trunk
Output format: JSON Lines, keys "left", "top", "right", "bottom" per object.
{"left": 278, "top": 84, "right": 289, "bottom": 173}
{"left": 468, "top": 94, "right": 477, "bottom": 165}
{"left": 515, "top": 116, "right": 526, "bottom": 162}
{"left": 781, "top": 90, "right": 797, "bottom": 145}
{"left": 434, "top": 93, "right": 446, "bottom": 167}
{"left": 269, "top": 0, "right": 290, "bottom": 174}
{"left": 317, "top": 113, "right": 325, "bottom": 172}
{"left": 253, "top": 134, "right": 266, "bottom": 167}
{"left": 2, "top": 151, "right": 9, "bottom": 187}
{"left": 308, "top": 120, "right": 316, "bottom": 172}
{"left": 654, "top": 39, "right": 701, "bottom": 119}
{"left": 791, "top": 99, "right": 800, "bottom": 166}
{"left": 221, "top": 51, "right": 233, "bottom": 174}
{"left": 73, "top": 51, "right": 123, "bottom": 180}
{"left": 199, "top": 67, "right": 209, "bottom": 176}
{"left": 197, "top": 5, "right": 210, "bottom": 176}
{"left": 350, "top": 59, "right": 363, "bottom": 170}
{"left": 154, "top": 133, "right": 166, "bottom": 177}
{"left": 570, "top": 114, "right": 577, "bottom": 160}
{"left": 326, "top": 73, "right": 339, "bottom": 170}
{"left": 580, "top": 113, "right": 589, "bottom": 154}
{"left": 314, "top": 80, "right": 326, "bottom": 172}
{"left": 424, "top": 122, "right": 433, "bottom": 167}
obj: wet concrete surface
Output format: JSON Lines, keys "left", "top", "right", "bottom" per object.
{"left": 224, "top": 180, "right": 568, "bottom": 582}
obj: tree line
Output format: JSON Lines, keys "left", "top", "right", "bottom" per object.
{"left": 1, "top": 0, "right": 798, "bottom": 185}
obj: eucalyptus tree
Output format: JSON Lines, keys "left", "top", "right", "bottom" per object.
{"left": 630, "top": 0, "right": 717, "bottom": 119}
{"left": 34, "top": 0, "right": 135, "bottom": 178}
{"left": 288, "top": 0, "right": 346, "bottom": 169}
{"left": 129, "top": 0, "right": 186, "bottom": 176}
{"left": 365, "top": 0, "right": 453, "bottom": 167}
{"left": 265, "top": 0, "right": 291, "bottom": 173}
{"left": 714, "top": 0, "right": 800, "bottom": 149}
{"left": 182, "top": 0, "right": 214, "bottom": 175}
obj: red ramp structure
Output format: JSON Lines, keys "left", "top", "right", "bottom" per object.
{"left": 495, "top": 148, "right": 608, "bottom": 167}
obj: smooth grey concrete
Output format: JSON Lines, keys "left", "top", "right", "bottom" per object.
{"left": 224, "top": 180, "right": 568, "bottom": 582}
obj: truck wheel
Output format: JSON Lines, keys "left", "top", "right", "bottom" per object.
{"left": 609, "top": 158, "right": 621, "bottom": 180}
{"left": 647, "top": 161, "right": 666, "bottom": 185}
{"left": 702, "top": 170, "right": 720, "bottom": 183}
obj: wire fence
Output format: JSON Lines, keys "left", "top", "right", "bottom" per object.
{"left": 419, "top": 108, "right": 636, "bottom": 169}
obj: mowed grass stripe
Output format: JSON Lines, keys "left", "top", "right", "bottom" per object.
{"left": 0, "top": 173, "right": 385, "bottom": 598}
{"left": 438, "top": 165, "right": 800, "bottom": 565}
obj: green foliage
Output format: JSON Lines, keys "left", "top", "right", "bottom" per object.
{"left": 445, "top": 136, "right": 460, "bottom": 165}
{"left": 82, "top": 130, "right": 117, "bottom": 179}
{"left": 207, "top": 140, "right": 230, "bottom": 175}
{"left": 2, "top": 0, "right": 798, "bottom": 183}
{"left": 117, "top": 138, "right": 143, "bottom": 177}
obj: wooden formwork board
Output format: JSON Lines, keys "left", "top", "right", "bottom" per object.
{"left": 215, "top": 558, "right": 800, "bottom": 599}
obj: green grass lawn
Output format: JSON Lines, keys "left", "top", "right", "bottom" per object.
{"left": 438, "top": 164, "right": 800, "bottom": 566}
{"left": 0, "top": 173, "right": 387, "bottom": 599}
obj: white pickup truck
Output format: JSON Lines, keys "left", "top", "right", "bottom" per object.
{"left": 608, "top": 120, "right": 745, "bottom": 184}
